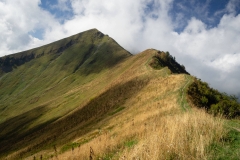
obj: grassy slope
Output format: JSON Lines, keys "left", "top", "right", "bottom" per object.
{"left": 0, "top": 47, "right": 226, "bottom": 160}
{"left": 0, "top": 28, "right": 130, "bottom": 123}
{"left": 0, "top": 29, "right": 237, "bottom": 159}
{"left": 0, "top": 29, "right": 131, "bottom": 157}
{"left": 47, "top": 50, "right": 225, "bottom": 160}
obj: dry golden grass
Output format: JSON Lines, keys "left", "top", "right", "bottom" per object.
{"left": 121, "top": 109, "right": 225, "bottom": 160}
{"left": 53, "top": 105, "right": 224, "bottom": 160}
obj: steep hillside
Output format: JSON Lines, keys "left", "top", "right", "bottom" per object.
{"left": 0, "top": 28, "right": 130, "bottom": 75}
{"left": 0, "top": 29, "right": 239, "bottom": 159}
{"left": 0, "top": 29, "right": 130, "bottom": 124}
{"left": 0, "top": 29, "right": 131, "bottom": 157}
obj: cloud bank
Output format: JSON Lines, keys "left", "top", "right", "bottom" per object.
{"left": 0, "top": 0, "right": 240, "bottom": 98}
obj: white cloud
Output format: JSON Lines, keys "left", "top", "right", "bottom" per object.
{"left": 0, "top": 0, "right": 59, "bottom": 56}
{"left": 184, "top": 18, "right": 206, "bottom": 34}
{"left": 173, "top": 13, "right": 240, "bottom": 95}
{"left": 0, "top": 0, "right": 239, "bottom": 97}
{"left": 211, "top": 53, "right": 240, "bottom": 73}
{"left": 226, "top": 0, "right": 240, "bottom": 14}
{"left": 51, "top": 0, "right": 72, "bottom": 12}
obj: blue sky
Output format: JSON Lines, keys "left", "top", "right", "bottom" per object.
{"left": 40, "top": 0, "right": 73, "bottom": 24}
{"left": 38, "top": 0, "right": 240, "bottom": 34}
{"left": 171, "top": 0, "right": 232, "bottom": 32}
{"left": 36, "top": 0, "right": 240, "bottom": 38}
{"left": 0, "top": 0, "right": 240, "bottom": 98}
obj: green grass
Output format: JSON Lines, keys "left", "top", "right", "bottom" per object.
{"left": 208, "top": 120, "right": 240, "bottom": 160}
{"left": 124, "top": 139, "right": 138, "bottom": 148}
{"left": 108, "top": 106, "right": 125, "bottom": 115}
{"left": 60, "top": 142, "right": 85, "bottom": 153}
{"left": 178, "top": 75, "right": 193, "bottom": 111}
{"left": 98, "top": 139, "right": 138, "bottom": 160}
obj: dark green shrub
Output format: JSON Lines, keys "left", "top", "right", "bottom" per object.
{"left": 187, "top": 78, "right": 240, "bottom": 118}
{"left": 149, "top": 51, "right": 189, "bottom": 74}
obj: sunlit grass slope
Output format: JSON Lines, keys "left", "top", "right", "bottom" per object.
{"left": 0, "top": 29, "right": 236, "bottom": 159}
{"left": 50, "top": 50, "right": 225, "bottom": 160}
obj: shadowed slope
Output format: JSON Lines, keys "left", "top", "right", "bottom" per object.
{"left": 0, "top": 77, "right": 149, "bottom": 158}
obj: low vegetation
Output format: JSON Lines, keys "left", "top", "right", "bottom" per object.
{"left": 149, "top": 51, "right": 189, "bottom": 74}
{"left": 205, "top": 119, "right": 240, "bottom": 160}
{"left": 187, "top": 78, "right": 240, "bottom": 118}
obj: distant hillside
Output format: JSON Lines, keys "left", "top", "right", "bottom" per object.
{"left": 0, "top": 29, "right": 239, "bottom": 160}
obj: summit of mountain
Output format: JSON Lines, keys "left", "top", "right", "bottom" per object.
{"left": 0, "top": 28, "right": 131, "bottom": 75}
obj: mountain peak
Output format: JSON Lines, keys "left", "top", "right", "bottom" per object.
{"left": 0, "top": 29, "right": 131, "bottom": 75}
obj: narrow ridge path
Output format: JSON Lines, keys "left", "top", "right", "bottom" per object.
{"left": 180, "top": 75, "right": 191, "bottom": 111}
{"left": 144, "top": 53, "right": 192, "bottom": 111}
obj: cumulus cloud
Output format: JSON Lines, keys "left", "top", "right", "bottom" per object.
{"left": 0, "top": 0, "right": 239, "bottom": 98}
{"left": 50, "top": 0, "right": 72, "bottom": 12}
{"left": 0, "top": 0, "right": 60, "bottom": 55}
{"left": 226, "top": 0, "right": 240, "bottom": 14}
{"left": 173, "top": 13, "right": 240, "bottom": 96}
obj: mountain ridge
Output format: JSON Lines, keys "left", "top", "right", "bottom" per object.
{"left": 0, "top": 28, "right": 131, "bottom": 125}
{"left": 0, "top": 28, "right": 131, "bottom": 75}
{"left": 0, "top": 29, "right": 239, "bottom": 159}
